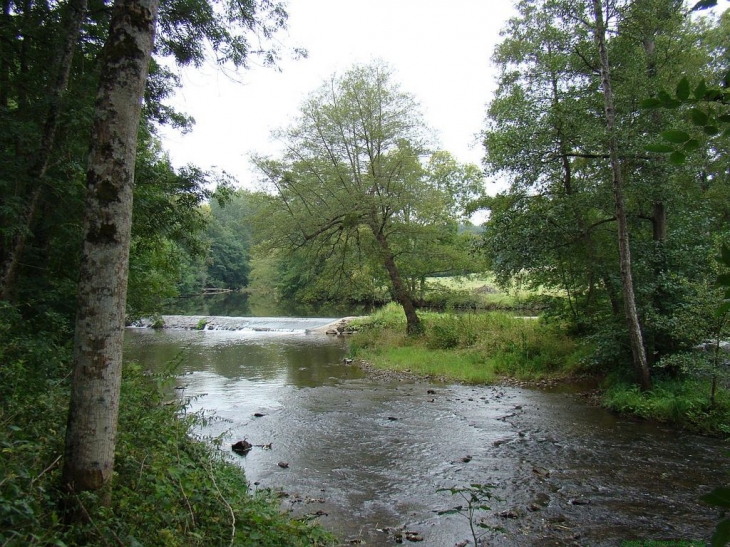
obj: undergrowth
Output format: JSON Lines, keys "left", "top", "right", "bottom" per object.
{"left": 350, "top": 303, "right": 585, "bottom": 383}
{"left": 604, "top": 378, "right": 730, "bottom": 436}
{"left": 0, "top": 305, "right": 334, "bottom": 546}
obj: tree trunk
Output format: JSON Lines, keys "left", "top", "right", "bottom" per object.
{"left": 62, "top": 0, "right": 159, "bottom": 499}
{"left": 0, "top": 0, "right": 89, "bottom": 300}
{"left": 370, "top": 225, "right": 422, "bottom": 335}
{"left": 0, "top": 0, "right": 11, "bottom": 109}
{"left": 592, "top": 0, "right": 652, "bottom": 391}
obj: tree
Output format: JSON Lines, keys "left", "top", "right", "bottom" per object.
{"left": 0, "top": 0, "right": 89, "bottom": 300}
{"left": 591, "top": 0, "right": 651, "bottom": 390}
{"left": 62, "top": 0, "right": 160, "bottom": 499}
{"left": 61, "top": 0, "right": 294, "bottom": 502}
{"left": 204, "top": 190, "right": 255, "bottom": 290}
{"left": 479, "top": 0, "right": 721, "bottom": 382}
{"left": 254, "top": 62, "right": 480, "bottom": 334}
{"left": 127, "top": 136, "right": 226, "bottom": 316}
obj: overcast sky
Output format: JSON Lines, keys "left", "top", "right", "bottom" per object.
{"left": 159, "top": 1, "right": 518, "bottom": 191}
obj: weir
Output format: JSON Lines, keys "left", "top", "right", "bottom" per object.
{"left": 131, "top": 315, "right": 339, "bottom": 333}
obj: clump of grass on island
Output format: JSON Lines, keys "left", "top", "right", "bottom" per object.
{"left": 604, "top": 378, "right": 730, "bottom": 436}
{"left": 350, "top": 303, "right": 588, "bottom": 383}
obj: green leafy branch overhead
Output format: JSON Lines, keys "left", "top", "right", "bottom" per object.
{"left": 642, "top": 75, "right": 730, "bottom": 164}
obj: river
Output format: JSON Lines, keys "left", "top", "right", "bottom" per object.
{"left": 124, "top": 317, "right": 728, "bottom": 547}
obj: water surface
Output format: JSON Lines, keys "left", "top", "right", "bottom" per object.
{"left": 124, "top": 325, "right": 728, "bottom": 546}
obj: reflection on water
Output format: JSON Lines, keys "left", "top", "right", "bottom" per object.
{"left": 124, "top": 327, "right": 729, "bottom": 547}
{"left": 124, "top": 328, "right": 356, "bottom": 387}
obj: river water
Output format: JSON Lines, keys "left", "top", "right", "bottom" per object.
{"left": 124, "top": 319, "right": 728, "bottom": 547}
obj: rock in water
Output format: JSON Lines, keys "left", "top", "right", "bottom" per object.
{"left": 232, "top": 440, "right": 252, "bottom": 455}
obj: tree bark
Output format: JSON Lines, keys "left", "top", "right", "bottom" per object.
{"left": 592, "top": 0, "right": 652, "bottom": 391}
{"left": 62, "top": 0, "right": 159, "bottom": 499}
{"left": 370, "top": 224, "right": 422, "bottom": 335}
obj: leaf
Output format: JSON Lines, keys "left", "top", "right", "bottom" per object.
{"left": 645, "top": 143, "right": 674, "bottom": 153}
{"left": 694, "top": 80, "right": 709, "bottom": 100}
{"left": 716, "top": 274, "right": 730, "bottom": 288}
{"left": 660, "top": 130, "right": 690, "bottom": 144}
{"left": 721, "top": 245, "right": 730, "bottom": 266}
{"left": 689, "top": 108, "right": 709, "bottom": 126}
{"left": 691, "top": 0, "right": 717, "bottom": 10}
{"left": 437, "top": 509, "right": 461, "bottom": 515}
{"left": 669, "top": 151, "right": 686, "bottom": 165}
{"left": 683, "top": 139, "right": 701, "bottom": 153}
{"left": 719, "top": 114, "right": 730, "bottom": 123}
{"left": 640, "top": 98, "right": 662, "bottom": 109}
{"left": 714, "top": 302, "right": 730, "bottom": 318}
{"left": 658, "top": 90, "right": 673, "bottom": 103}
{"left": 664, "top": 99, "right": 683, "bottom": 109}
{"left": 703, "top": 487, "right": 730, "bottom": 508}
{"left": 676, "top": 77, "right": 691, "bottom": 101}
{"left": 706, "top": 89, "right": 724, "bottom": 102}
{"left": 704, "top": 125, "right": 720, "bottom": 136}
{"left": 711, "top": 518, "right": 730, "bottom": 547}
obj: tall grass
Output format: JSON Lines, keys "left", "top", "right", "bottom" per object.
{"left": 604, "top": 379, "right": 730, "bottom": 436}
{"left": 350, "top": 303, "right": 584, "bottom": 383}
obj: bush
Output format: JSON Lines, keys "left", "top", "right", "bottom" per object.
{"left": 604, "top": 378, "right": 730, "bottom": 435}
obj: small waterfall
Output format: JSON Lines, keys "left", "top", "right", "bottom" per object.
{"left": 131, "top": 315, "right": 339, "bottom": 334}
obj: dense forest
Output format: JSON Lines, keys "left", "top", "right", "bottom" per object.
{"left": 2, "top": 0, "right": 730, "bottom": 544}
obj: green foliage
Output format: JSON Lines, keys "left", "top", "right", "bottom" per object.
{"left": 0, "top": 348, "right": 335, "bottom": 546}
{"left": 643, "top": 74, "right": 730, "bottom": 165}
{"left": 702, "top": 487, "right": 730, "bottom": 547}
{"left": 437, "top": 483, "right": 501, "bottom": 547}
{"left": 350, "top": 306, "right": 583, "bottom": 383}
{"left": 252, "top": 62, "right": 482, "bottom": 331}
{"left": 128, "top": 138, "right": 237, "bottom": 317}
{"left": 604, "top": 378, "right": 730, "bottom": 436}
{"left": 478, "top": 0, "right": 730, "bottom": 385}
{"left": 201, "top": 190, "right": 263, "bottom": 290}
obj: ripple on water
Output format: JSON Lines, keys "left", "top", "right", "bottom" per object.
{"left": 124, "top": 328, "right": 729, "bottom": 547}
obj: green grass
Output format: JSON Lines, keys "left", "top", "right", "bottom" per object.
{"left": 604, "top": 378, "right": 730, "bottom": 436}
{"left": 423, "top": 273, "right": 557, "bottom": 310}
{"left": 350, "top": 303, "right": 585, "bottom": 383}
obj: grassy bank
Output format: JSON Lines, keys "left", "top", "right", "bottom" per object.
{"left": 1, "top": 356, "right": 334, "bottom": 546}
{"left": 603, "top": 378, "right": 730, "bottom": 436}
{"left": 350, "top": 303, "right": 730, "bottom": 436}
{"left": 418, "top": 273, "right": 548, "bottom": 311}
{"left": 350, "top": 303, "right": 587, "bottom": 383}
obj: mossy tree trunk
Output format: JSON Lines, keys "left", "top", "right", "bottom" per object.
{"left": 62, "top": 0, "right": 159, "bottom": 500}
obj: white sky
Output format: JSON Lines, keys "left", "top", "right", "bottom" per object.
{"left": 159, "top": 1, "right": 517, "bottom": 192}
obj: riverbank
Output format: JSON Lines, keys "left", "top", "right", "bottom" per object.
{"left": 123, "top": 326, "right": 728, "bottom": 546}
{"left": 347, "top": 304, "right": 730, "bottom": 436}
{"left": 0, "top": 355, "right": 336, "bottom": 546}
